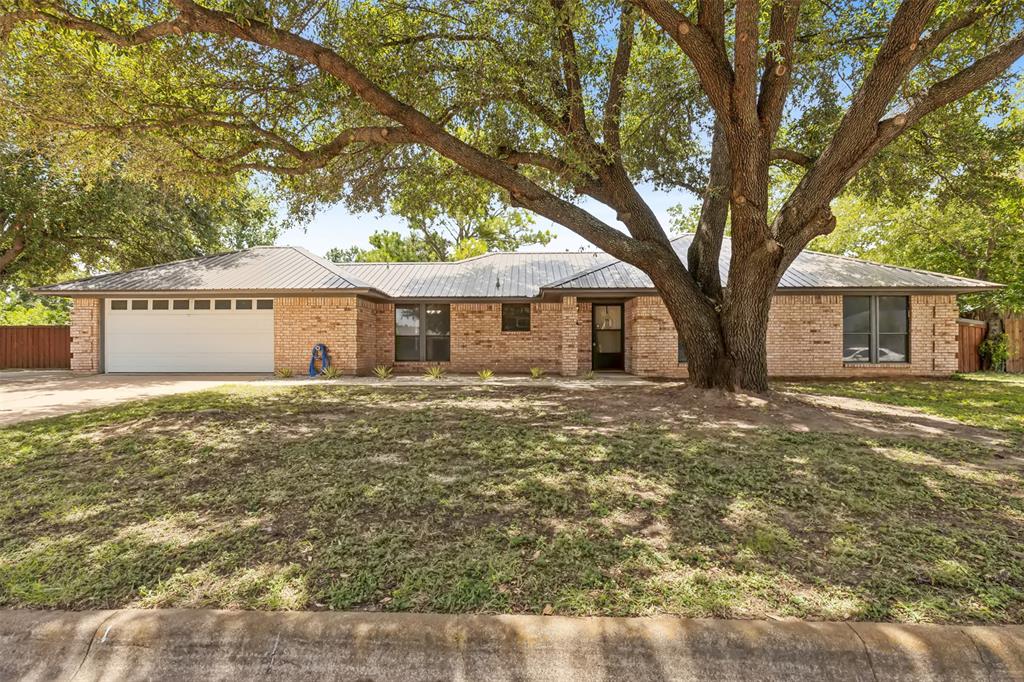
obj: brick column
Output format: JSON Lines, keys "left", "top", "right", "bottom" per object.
{"left": 560, "top": 295, "right": 579, "bottom": 377}
{"left": 70, "top": 297, "right": 101, "bottom": 373}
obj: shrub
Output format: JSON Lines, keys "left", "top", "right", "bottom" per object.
{"left": 477, "top": 368, "right": 494, "bottom": 380}
{"left": 582, "top": 370, "right": 596, "bottom": 380}
{"left": 373, "top": 365, "right": 394, "bottom": 379}
{"left": 321, "top": 366, "right": 343, "bottom": 379}
{"left": 529, "top": 367, "right": 546, "bottom": 379}
{"left": 424, "top": 365, "right": 446, "bottom": 380}
{"left": 980, "top": 333, "right": 1010, "bottom": 372}
{"left": 274, "top": 367, "right": 294, "bottom": 378}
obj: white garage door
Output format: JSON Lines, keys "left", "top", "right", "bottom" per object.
{"left": 104, "top": 298, "right": 274, "bottom": 372}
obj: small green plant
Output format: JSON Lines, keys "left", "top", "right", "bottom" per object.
{"left": 424, "top": 365, "right": 446, "bottom": 380}
{"left": 373, "top": 364, "right": 394, "bottom": 379}
{"left": 321, "top": 366, "right": 343, "bottom": 379}
{"left": 274, "top": 367, "right": 294, "bottom": 378}
{"left": 582, "top": 370, "right": 596, "bottom": 380}
{"left": 980, "top": 332, "right": 1010, "bottom": 371}
{"left": 529, "top": 367, "right": 546, "bottom": 379}
{"left": 477, "top": 368, "right": 494, "bottom": 380}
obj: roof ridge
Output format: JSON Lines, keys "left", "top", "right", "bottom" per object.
{"left": 289, "top": 246, "right": 376, "bottom": 289}
{"left": 332, "top": 250, "right": 607, "bottom": 267}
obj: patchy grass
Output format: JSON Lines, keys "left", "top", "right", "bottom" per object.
{"left": 783, "top": 373, "right": 1024, "bottom": 435}
{"left": 1, "top": 378, "right": 1022, "bottom": 623}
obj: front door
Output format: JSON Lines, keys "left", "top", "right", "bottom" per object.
{"left": 592, "top": 304, "right": 625, "bottom": 370}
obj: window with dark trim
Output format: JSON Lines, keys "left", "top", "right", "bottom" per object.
{"left": 214, "top": 299, "right": 232, "bottom": 310}
{"left": 111, "top": 300, "right": 127, "bottom": 310}
{"left": 152, "top": 299, "right": 169, "bottom": 310}
{"left": 256, "top": 299, "right": 274, "bottom": 310}
{"left": 395, "top": 304, "right": 450, "bottom": 362}
{"left": 678, "top": 339, "right": 688, "bottom": 363}
{"left": 193, "top": 299, "right": 211, "bottom": 310}
{"left": 235, "top": 299, "right": 253, "bottom": 310}
{"left": 131, "top": 300, "right": 148, "bottom": 311}
{"left": 173, "top": 300, "right": 190, "bottom": 310}
{"left": 843, "top": 295, "right": 909, "bottom": 363}
{"left": 501, "top": 303, "right": 531, "bottom": 332}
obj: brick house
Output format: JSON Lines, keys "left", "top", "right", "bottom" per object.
{"left": 35, "top": 236, "right": 998, "bottom": 377}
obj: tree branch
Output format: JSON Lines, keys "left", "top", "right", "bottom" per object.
{"left": 602, "top": 7, "right": 636, "bottom": 154}
{"left": 733, "top": 0, "right": 760, "bottom": 128}
{"left": 770, "top": 147, "right": 815, "bottom": 167}
{"left": 757, "top": 0, "right": 802, "bottom": 135}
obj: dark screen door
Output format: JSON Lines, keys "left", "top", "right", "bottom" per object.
{"left": 592, "top": 304, "right": 624, "bottom": 370}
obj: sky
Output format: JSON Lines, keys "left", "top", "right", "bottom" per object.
{"left": 275, "top": 184, "right": 701, "bottom": 259}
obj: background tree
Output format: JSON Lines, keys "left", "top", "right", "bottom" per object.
{"left": 1, "top": 144, "right": 280, "bottom": 322}
{"left": 813, "top": 99, "right": 1024, "bottom": 316}
{"left": 2, "top": 0, "right": 1022, "bottom": 389}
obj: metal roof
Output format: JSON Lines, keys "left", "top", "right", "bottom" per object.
{"left": 544, "top": 235, "right": 1000, "bottom": 292}
{"left": 335, "top": 252, "right": 614, "bottom": 298}
{"left": 34, "top": 246, "right": 376, "bottom": 294}
{"left": 36, "top": 236, "right": 999, "bottom": 297}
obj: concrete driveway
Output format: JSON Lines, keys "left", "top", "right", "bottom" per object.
{"left": 0, "top": 370, "right": 270, "bottom": 426}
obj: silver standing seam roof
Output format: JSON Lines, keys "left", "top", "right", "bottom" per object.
{"left": 35, "top": 236, "right": 1000, "bottom": 297}
{"left": 33, "top": 246, "right": 380, "bottom": 294}
{"left": 543, "top": 236, "right": 1000, "bottom": 293}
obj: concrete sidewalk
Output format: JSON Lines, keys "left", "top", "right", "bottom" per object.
{"left": 1, "top": 610, "right": 1021, "bottom": 681}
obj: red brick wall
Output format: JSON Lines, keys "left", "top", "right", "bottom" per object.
{"left": 626, "top": 294, "right": 959, "bottom": 378}
{"left": 70, "top": 298, "right": 102, "bottom": 373}
{"left": 274, "top": 296, "right": 359, "bottom": 374}
{"left": 271, "top": 292, "right": 959, "bottom": 378}
{"left": 368, "top": 301, "right": 565, "bottom": 374}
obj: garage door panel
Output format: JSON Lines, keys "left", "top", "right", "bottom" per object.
{"left": 105, "top": 303, "right": 273, "bottom": 372}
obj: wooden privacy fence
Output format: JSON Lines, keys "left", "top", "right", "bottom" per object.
{"left": 1007, "top": 315, "right": 1024, "bottom": 374}
{"left": 957, "top": 318, "right": 986, "bottom": 373}
{"left": 0, "top": 325, "right": 71, "bottom": 369}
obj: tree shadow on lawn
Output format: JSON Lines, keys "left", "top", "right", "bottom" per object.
{"left": 0, "top": 384, "right": 1021, "bottom": 624}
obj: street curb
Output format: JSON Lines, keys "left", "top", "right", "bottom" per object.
{"left": 1, "top": 609, "right": 1021, "bottom": 681}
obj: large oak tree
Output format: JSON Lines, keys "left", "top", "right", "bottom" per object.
{"left": 2, "top": 0, "right": 1022, "bottom": 389}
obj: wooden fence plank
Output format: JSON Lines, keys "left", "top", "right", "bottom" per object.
{"left": 1007, "top": 316, "right": 1024, "bottom": 374}
{"left": 0, "top": 326, "right": 71, "bottom": 369}
{"left": 957, "top": 319, "right": 986, "bottom": 373}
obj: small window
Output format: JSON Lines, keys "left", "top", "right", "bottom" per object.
{"left": 215, "top": 299, "right": 231, "bottom": 310}
{"left": 843, "top": 295, "right": 909, "bottom": 363}
{"left": 173, "top": 300, "right": 190, "bottom": 310}
{"left": 111, "top": 300, "right": 128, "bottom": 311}
{"left": 678, "top": 340, "right": 688, "bottom": 363}
{"left": 501, "top": 303, "right": 531, "bottom": 332}
{"left": 256, "top": 299, "right": 273, "bottom": 310}
{"left": 193, "top": 299, "right": 211, "bottom": 310}
{"left": 152, "top": 300, "right": 169, "bottom": 310}
{"left": 131, "top": 300, "right": 149, "bottom": 311}
{"left": 235, "top": 299, "right": 253, "bottom": 310}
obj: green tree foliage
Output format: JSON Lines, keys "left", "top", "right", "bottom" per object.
{"left": 2, "top": 1, "right": 1022, "bottom": 388}
{"left": 0, "top": 145, "right": 281, "bottom": 288}
{"left": 814, "top": 103, "right": 1024, "bottom": 314}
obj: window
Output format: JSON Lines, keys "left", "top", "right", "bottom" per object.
{"left": 131, "top": 300, "right": 149, "bottom": 311}
{"left": 501, "top": 303, "right": 531, "bottom": 332}
{"left": 256, "top": 299, "right": 273, "bottom": 310}
{"left": 173, "top": 300, "right": 190, "bottom": 310}
{"left": 843, "top": 295, "right": 909, "bottom": 363}
{"left": 235, "top": 299, "right": 253, "bottom": 310}
{"left": 193, "top": 299, "right": 211, "bottom": 310}
{"left": 152, "top": 299, "right": 169, "bottom": 310}
{"left": 111, "top": 300, "right": 128, "bottom": 311}
{"left": 214, "top": 299, "right": 231, "bottom": 310}
{"left": 395, "top": 304, "right": 450, "bottom": 362}
{"left": 678, "top": 340, "right": 688, "bottom": 363}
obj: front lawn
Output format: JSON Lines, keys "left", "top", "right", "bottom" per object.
{"left": 1, "top": 376, "right": 1022, "bottom": 623}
